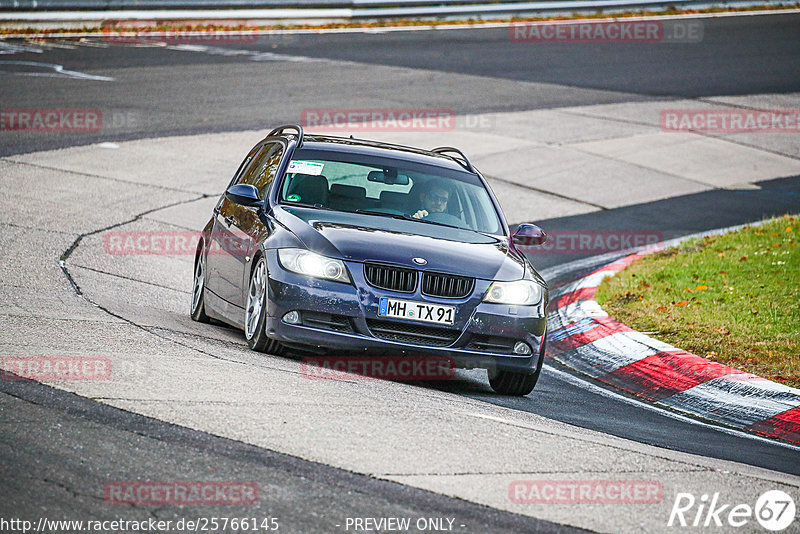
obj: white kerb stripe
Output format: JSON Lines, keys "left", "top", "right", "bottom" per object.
{"left": 659, "top": 375, "right": 800, "bottom": 428}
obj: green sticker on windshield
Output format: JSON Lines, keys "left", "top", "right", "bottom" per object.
{"left": 287, "top": 194, "right": 301, "bottom": 202}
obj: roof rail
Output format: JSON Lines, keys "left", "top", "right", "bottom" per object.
{"left": 431, "top": 146, "right": 475, "bottom": 173}
{"left": 268, "top": 124, "right": 304, "bottom": 147}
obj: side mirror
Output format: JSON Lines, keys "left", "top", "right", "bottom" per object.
{"left": 512, "top": 224, "right": 548, "bottom": 248}
{"left": 225, "top": 184, "right": 261, "bottom": 207}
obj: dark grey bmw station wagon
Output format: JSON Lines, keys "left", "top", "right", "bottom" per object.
{"left": 191, "top": 125, "right": 549, "bottom": 395}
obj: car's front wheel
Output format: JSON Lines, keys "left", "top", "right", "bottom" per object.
{"left": 190, "top": 246, "right": 211, "bottom": 323}
{"left": 245, "top": 256, "right": 285, "bottom": 355}
{"left": 488, "top": 368, "right": 540, "bottom": 396}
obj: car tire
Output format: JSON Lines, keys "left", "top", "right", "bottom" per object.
{"left": 488, "top": 368, "right": 540, "bottom": 396}
{"left": 190, "top": 245, "right": 211, "bottom": 323}
{"left": 245, "top": 256, "right": 285, "bottom": 355}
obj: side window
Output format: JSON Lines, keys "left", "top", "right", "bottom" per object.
{"left": 238, "top": 142, "right": 284, "bottom": 198}
{"left": 230, "top": 146, "right": 259, "bottom": 187}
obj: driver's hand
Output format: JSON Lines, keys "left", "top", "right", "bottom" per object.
{"left": 412, "top": 210, "right": 428, "bottom": 219}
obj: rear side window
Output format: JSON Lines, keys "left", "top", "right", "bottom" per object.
{"left": 238, "top": 142, "right": 284, "bottom": 198}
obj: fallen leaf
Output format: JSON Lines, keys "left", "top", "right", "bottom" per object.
{"left": 718, "top": 252, "right": 725, "bottom": 257}
{"left": 675, "top": 300, "right": 689, "bottom": 306}
{"left": 656, "top": 306, "right": 667, "bottom": 311}
{"left": 787, "top": 227, "right": 793, "bottom": 233}
{"left": 718, "top": 270, "right": 727, "bottom": 276}
{"left": 752, "top": 310, "right": 758, "bottom": 315}
{"left": 773, "top": 243, "right": 781, "bottom": 248}
{"left": 696, "top": 285, "right": 708, "bottom": 291}
{"left": 739, "top": 255, "right": 747, "bottom": 261}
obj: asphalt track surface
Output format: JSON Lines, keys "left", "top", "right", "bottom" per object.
{"left": 1, "top": 11, "right": 800, "bottom": 532}
{"left": 1, "top": 13, "right": 799, "bottom": 156}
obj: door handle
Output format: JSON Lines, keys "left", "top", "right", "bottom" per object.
{"left": 224, "top": 216, "right": 234, "bottom": 227}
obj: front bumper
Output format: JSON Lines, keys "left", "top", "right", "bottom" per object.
{"left": 264, "top": 253, "right": 548, "bottom": 374}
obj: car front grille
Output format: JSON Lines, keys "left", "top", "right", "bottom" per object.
{"left": 364, "top": 263, "right": 417, "bottom": 293}
{"left": 466, "top": 334, "right": 517, "bottom": 354}
{"left": 422, "top": 272, "right": 475, "bottom": 299}
{"left": 366, "top": 319, "right": 459, "bottom": 347}
{"left": 301, "top": 311, "right": 354, "bottom": 333}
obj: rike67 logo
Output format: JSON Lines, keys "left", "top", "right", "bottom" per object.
{"left": 668, "top": 490, "right": 796, "bottom": 531}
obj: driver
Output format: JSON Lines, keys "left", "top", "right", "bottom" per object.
{"left": 411, "top": 180, "right": 450, "bottom": 219}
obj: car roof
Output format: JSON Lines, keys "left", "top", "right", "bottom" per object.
{"left": 281, "top": 133, "right": 474, "bottom": 174}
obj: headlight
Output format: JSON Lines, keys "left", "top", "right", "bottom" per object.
{"left": 483, "top": 280, "right": 543, "bottom": 305}
{"left": 277, "top": 248, "right": 350, "bottom": 283}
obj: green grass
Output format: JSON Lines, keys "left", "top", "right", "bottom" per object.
{"left": 595, "top": 215, "right": 800, "bottom": 388}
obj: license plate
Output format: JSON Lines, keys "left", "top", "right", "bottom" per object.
{"left": 378, "top": 297, "right": 455, "bottom": 326}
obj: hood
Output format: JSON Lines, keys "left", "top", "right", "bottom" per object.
{"left": 274, "top": 206, "right": 526, "bottom": 281}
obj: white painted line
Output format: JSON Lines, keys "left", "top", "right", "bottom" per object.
{"left": 164, "top": 44, "right": 315, "bottom": 62}
{"left": 0, "top": 41, "right": 42, "bottom": 54}
{"left": 543, "top": 364, "right": 800, "bottom": 453}
{"left": 0, "top": 60, "right": 115, "bottom": 81}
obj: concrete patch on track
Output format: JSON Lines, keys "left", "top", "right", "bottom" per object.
{"left": 290, "top": 93, "right": 800, "bottom": 220}
{"left": 2, "top": 94, "right": 800, "bottom": 532}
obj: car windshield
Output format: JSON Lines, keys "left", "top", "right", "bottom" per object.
{"left": 279, "top": 148, "right": 504, "bottom": 235}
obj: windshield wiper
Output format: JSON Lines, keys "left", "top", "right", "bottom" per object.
{"left": 406, "top": 217, "right": 463, "bottom": 230}
{"left": 354, "top": 209, "right": 463, "bottom": 230}
{"left": 354, "top": 209, "right": 411, "bottom": 221}
{"left": 283, "top": 201, "right": 334, "bottom": 211}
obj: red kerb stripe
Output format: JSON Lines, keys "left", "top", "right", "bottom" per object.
{"left": 548, "top": 316, "right": 632, "bottom": 354}
{"left": 601, "top": 350, "right": 745, "bottom": 402}
{"left": 555, "top": 287, "right": 598, "bottom": 309}
{"left": 746, "top": 406, "right": 800, "bottom": 445}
